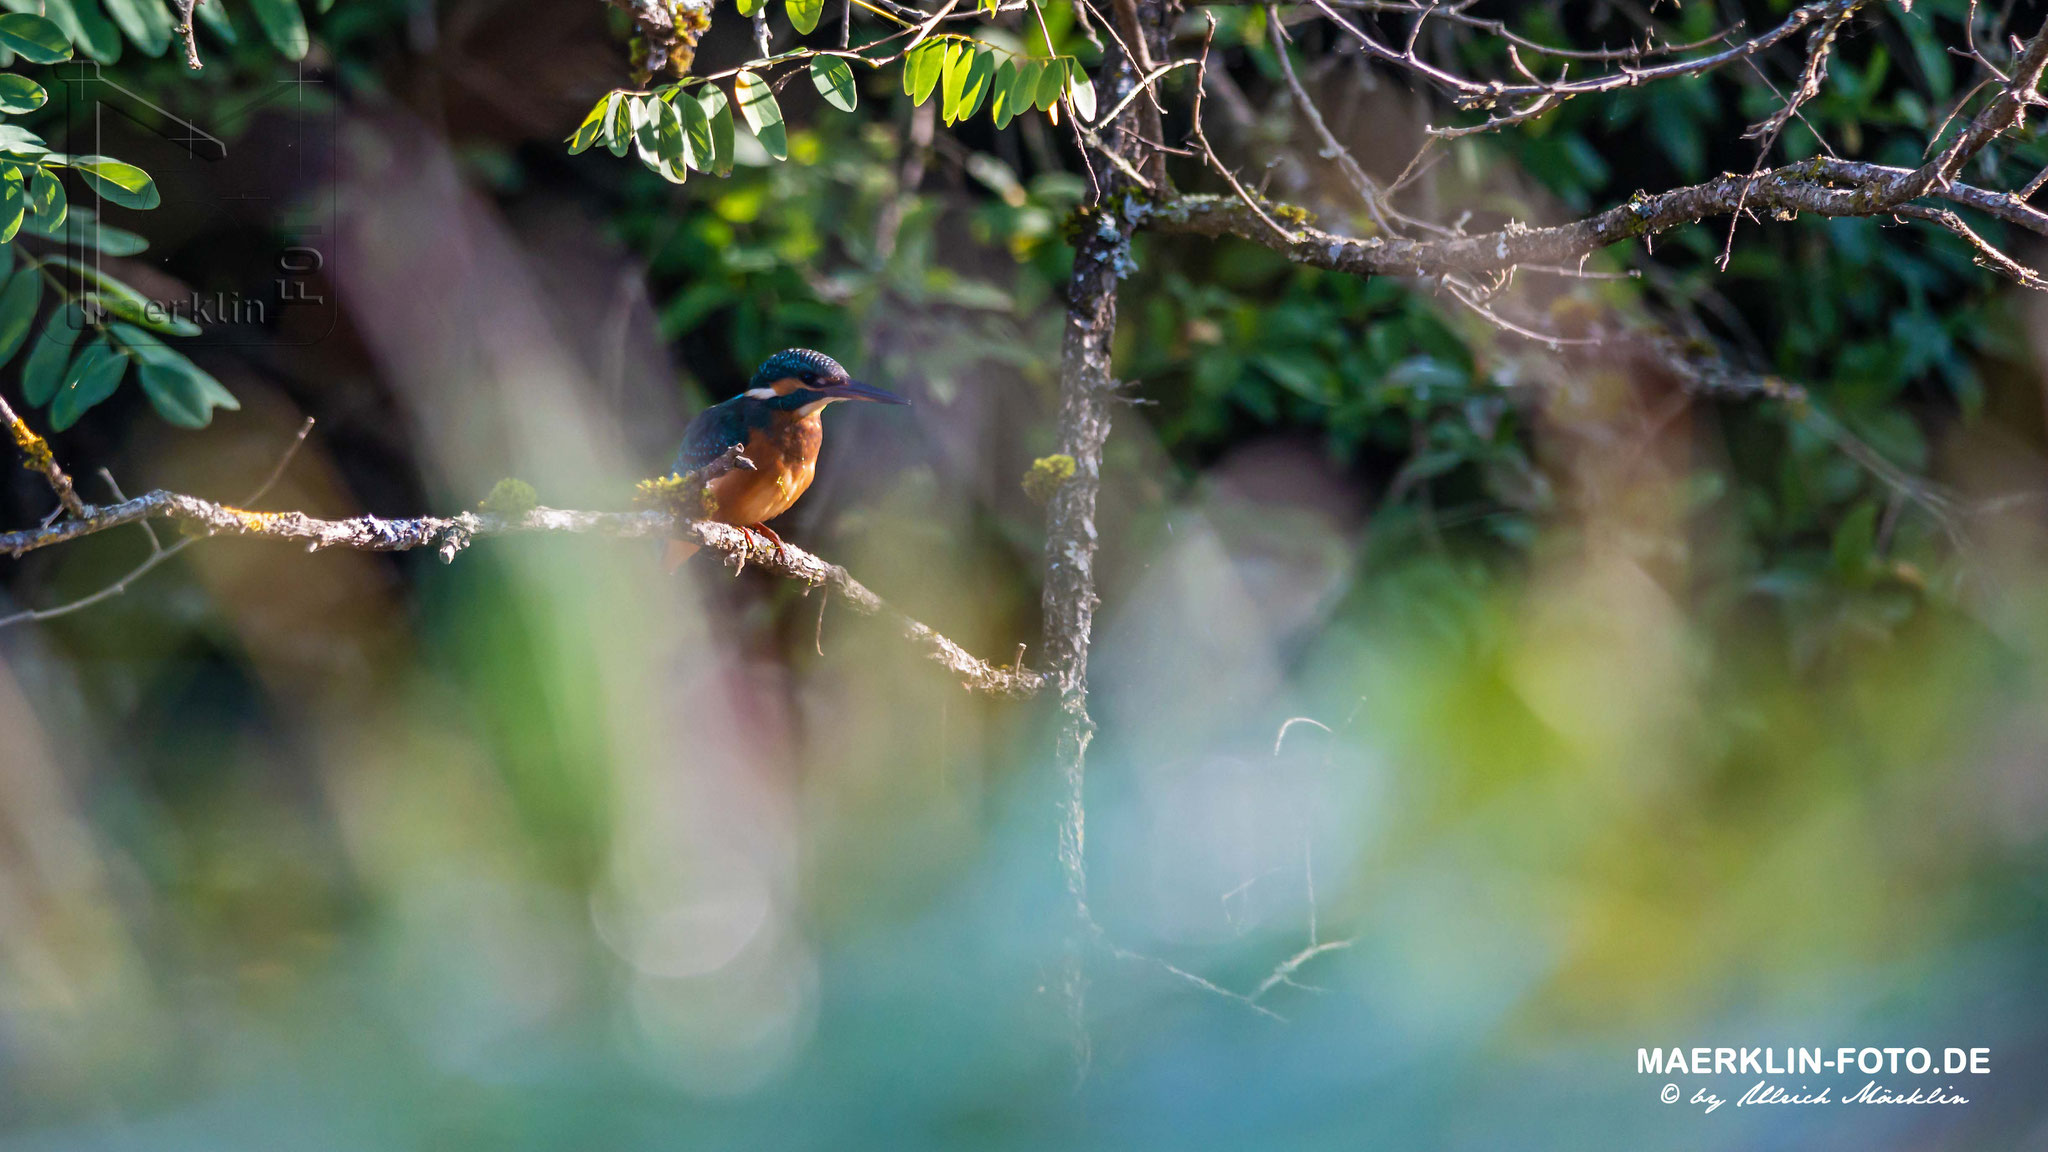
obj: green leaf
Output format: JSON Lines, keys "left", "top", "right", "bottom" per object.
{"left": 629, "top": 93, "right": 662, "bottom": 164}
{"left": 1010, "top": 57, "right": 1043, "bottom": 119}
{"left": 10, "top": 0, "right": 121, "bottom": 63}
{"left": 674, "top": 88, "right": 712, "bottom": 170}
{"left": 785, "top": 0, "right": 821, "bottom": 35}
{"left": 245, "top": 0, "right": 307, "bottom": 59}
{"left": 1066, "top": 62, "right": 1094, "bottom": 122}
{"left": 137, "top": 358, "right": 236, "bottom": 427}
{"left": 0, "top": 240, "right": 12, "bottom": 283}
{"left": 736, "top": 0, "right": 761, "bottom": 15}
{"left": 0, "top": 13, "right": 72, "bottom": 62}
{"left": 0, "top": 125, "right": 46, "bottom": 161}
{"left": 21, "top": 301, "right": 83, "bottom": 407}
{"left": 70, "top": 155, "right": 159, "bottom": 210}
{"left": 100, "top": 0, "right": 173, "bottom": 56}
{"left": 635, "top": 97, "right": 687, "bottom": 184}
{"left": 939, "top": 39, "right": 970, "bottom": 123}
{"left": 21, "top": 210, "right": 145, "bottom": 255}
{"left": 733, "top": 70, "right": 785, "bottom": 161}
{"left": 83, "top": 290, "right": 196, "bottom": 335}
{"left": 0, "top": 73, "right": 44, "bottom": 113}
{"left": 567, "top": 92, "right": 612, "bottom": 154}
{"left": 604, "top": 90, "right": 630, "bottom": 156}
{"left": 904, "top": 38, "right": 944, "bottom": 105}
{"left": 0, "top": 263, "right": 38, "bottom": 366}
{"left": 47, "top": 337, "right": 125, "bottom": 431}
{"left": 1034, "top": 55, "right": 1067, "bottom": 111}
{"left": 956, "top": 47, "right": 995, "bottom": 122}
{"left": 0, "top": 176, "right": 22, "bottom": 243}
{"left": 43, "top": 255, "right": 196, "bottom": 335}
{"left": 112, "top": 324, "right": 237, "bottom": 426}
{"left": 107, "top": 320, "right": 175, "bottom": 362}
{"left": 990, "top": 58, "right": 1021, "bottom": 128}
{"left": 28, "top": 165, "right": 64, "bottom": 231}
{"left": 656, "top": 99, "right": 689, "bottom": 178}
{"left": 698, "top": 86, "right": 733, "bottom": 176}
{"left": 811, "top": 55, "right": 856, "bottom": 112}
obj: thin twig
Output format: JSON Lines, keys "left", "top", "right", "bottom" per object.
{"left": 1267, "top": 4, "right": 1397, "bottom": 236}
{"left": 1191, "top": 15, "right": 1296, "bottom": 241}
{"left": 1303, "top": 0, "right": 1866, "bottom": 136}
{"left": 173, "top": 0, "right": 202, "bottom": 68}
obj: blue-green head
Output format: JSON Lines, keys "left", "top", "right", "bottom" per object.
{"left": 744, "top": 349, "right": 908, "bottom": 411}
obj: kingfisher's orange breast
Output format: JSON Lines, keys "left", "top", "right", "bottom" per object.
{"left": 704, "top": 409, "right": 824, "bottom": 525}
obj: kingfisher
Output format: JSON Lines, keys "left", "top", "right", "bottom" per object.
{"left": 666, "top": 348, "right": 908, "bottom": 568}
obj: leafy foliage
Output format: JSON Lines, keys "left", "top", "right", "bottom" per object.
{"left": 548, "top": 0, "right": 2047, "bottom": 668}
{"left": 0, "top": 9, "right": 272, "bottom": 431}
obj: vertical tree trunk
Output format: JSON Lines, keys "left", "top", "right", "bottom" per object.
{"left": 1041, "top": 0, "right": 1172, "bottom": 1074}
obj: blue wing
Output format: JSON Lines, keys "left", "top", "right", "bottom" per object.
{"left": 672, "top": 399, "right": 752, "bottom": 476}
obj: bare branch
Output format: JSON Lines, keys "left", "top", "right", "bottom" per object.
{"left": 0, "top": 481, "right": 1045, "bottom": 695}
{"left": 244, "top": 416, "right": 316, "bottom": 507}
{"left": 172, "top": 0, "right": 202, "bottom": 69}
{"left": 1, "top": 394, "right": 87, "bottom": 521}
{"left": 1191, "top": 15, "right": 1296, "bottom": 241}
{"left": 1895, "top": 203, "right": 2048, "bottom": 290}
{"left": 1810, "top": 158, "right": 2048, "bottom": 234}
{"left": 1266, "top": 4, "right": 1398, "bottom": 236}
{"left": 0, "top": 418, "right": 321, "bottom": 629}
{"left": 1887, "top": 17, "right": 2048, "bottom": 203}
{"left": 1745, "top": 2, "right": 1856, "bottom": 143}
{"left": 1248, "top": 939, "right": 1352, "bottom": 1003}
{"left": 1303, "top": 0, "right": 1868, "bottom": 136}
{"left": 1144, "top": 151, "right": 2048, "bottom": 283}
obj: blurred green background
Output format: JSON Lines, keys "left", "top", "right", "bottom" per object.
{"left": 2, "top": 0, "right": 2046, "bottom": 1147}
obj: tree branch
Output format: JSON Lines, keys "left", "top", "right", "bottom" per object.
{"left": 171, "top": 0, "right": 202, "bottom": 69}
{"left": 1, "top": 393, "right": 87, "bottom": 521}
{"left": 1886, "top": 16, "right": 2048, "bottom": 203}
{"left": 1144, "top": 153, "right": 2048, "bottom": 282}
{"left": 1044, "top": 0, "right": 1171, "bottom": 1076}
{"left": 0, "top": 487, "right": 1045, "bottom": 697}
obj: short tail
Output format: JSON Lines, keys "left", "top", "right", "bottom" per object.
{"left": 665, "top": 539, "right": 700, "bottom": 571}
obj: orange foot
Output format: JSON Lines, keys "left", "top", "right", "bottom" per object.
{"left": 742, "top": 523, "right": 792, "bottom": 564}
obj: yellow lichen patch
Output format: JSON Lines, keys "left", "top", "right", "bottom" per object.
{"left": 9, "top": 417, "right": 54, "bottom": 474}
{"left": 1022, "top": 454, "right": 1077, "bottom": 504}
{"left": 1271, "top": 201, "right": 1316, "bottom": 229}
{"left": 230, "top": 508, "right": 284, "bottom": 531}
{"left": 635, "top": 473, "right": 715, "bottom": 518}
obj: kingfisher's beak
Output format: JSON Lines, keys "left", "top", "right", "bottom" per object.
{"left": 827, "top": 379, "right": 910, "bottom": 405}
